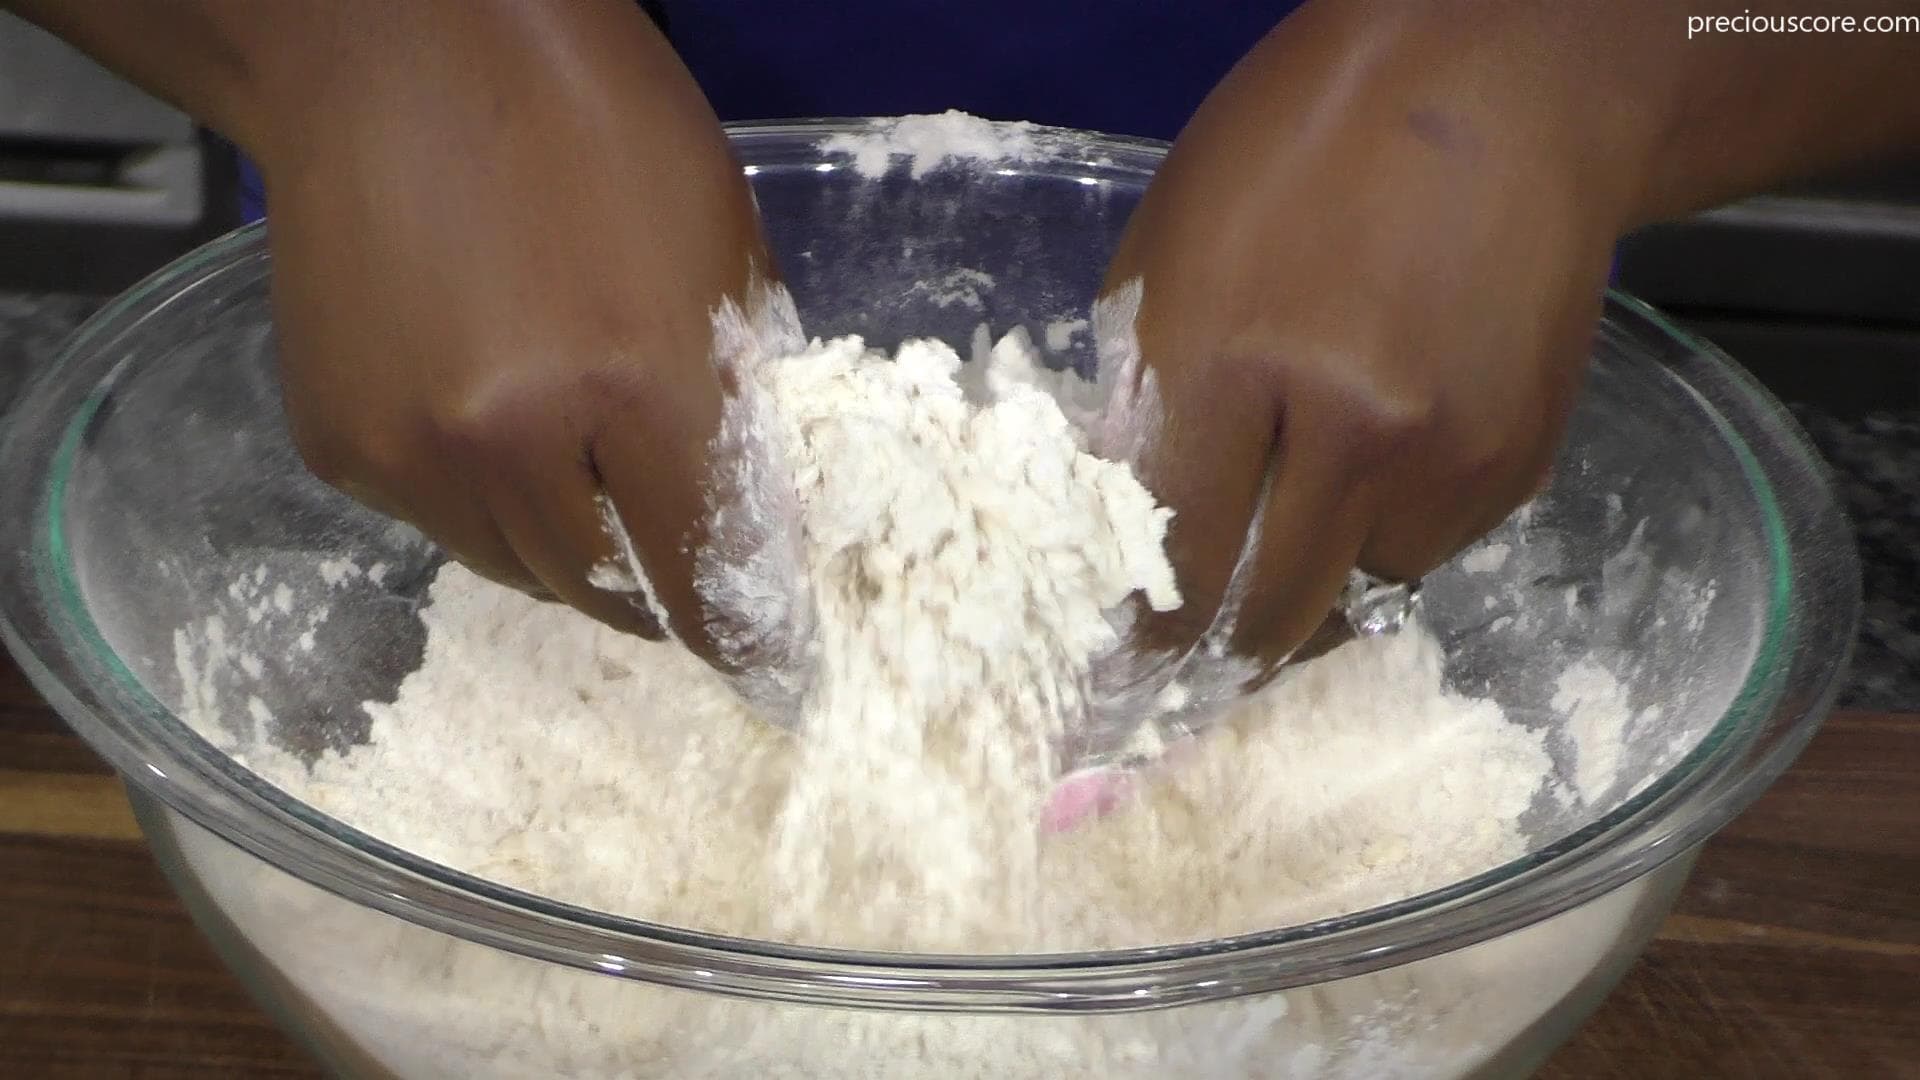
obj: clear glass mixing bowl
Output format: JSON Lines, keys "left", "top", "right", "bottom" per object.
{"left": 0, "top": 120, "right": 1860, "bottom": 1079}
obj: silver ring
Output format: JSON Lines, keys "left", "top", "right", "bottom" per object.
{"left": 1341, "top": 569, "right": 1421, "bottom": 637}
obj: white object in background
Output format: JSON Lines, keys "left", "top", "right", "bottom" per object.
{"left": 0, "top": 13, "right": 204, "bottom": 226}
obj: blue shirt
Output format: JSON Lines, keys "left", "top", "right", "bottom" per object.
{"left": 238, "top": 3, "right": 1305, "bottom": 221}
{"left": 660, "top": 1, "right": 1299, "bottom": 140}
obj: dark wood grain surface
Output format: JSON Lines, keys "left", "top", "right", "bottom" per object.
{"left": 2, "top": 649, "right": 1915, "bottom": 1079}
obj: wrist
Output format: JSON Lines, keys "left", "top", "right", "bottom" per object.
{"left": 1340, "top": 1, "right": 1920, "bottom": 230}
{"left": 238, "top": 0, "right": 671, "bottom": 178}
{"left": 1212, "top": 2, "right": 1654, "bottom": 259}
{"left": 1330, "top": 3, "right": 1676, "bottom": 242}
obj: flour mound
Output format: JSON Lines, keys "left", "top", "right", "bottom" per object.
{"left": 736, "top": 328, "right": 1179, "bottom": 945}
{"left": 170, "top": 317, "right": 1650, "bottom": 1076}
{"left": 822, "top": 110, "right": 1044, "bottom": 178}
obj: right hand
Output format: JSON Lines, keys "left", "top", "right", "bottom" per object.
{"left": 252, "top": 5, "right": 801, "bottom": 693}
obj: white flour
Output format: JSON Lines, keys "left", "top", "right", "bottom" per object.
{"left": 1044, "top": 316, "right": 1089, "bottom": 352}
{"left": 905, "top": 267, "right": 997, "bottom": 309}
{"left": 223, "top": 568, "right": 1556, "bottom": 947}
{"left": 1460, "top": 543, "right": 1510, "bottom": 574}
{"left": 168, "top": 313, "right": 1660, "bottom": 1076}
{"left": 176, "top": 560, "right": 1657, "bottom": 1076}
{"left": 704, "top": 320, "right": 1179, "bottom": 946}
{"left": 1552, "top": 660, "right": 1634, "bottom": 805}
{"left": 823, "top": 110, "right": 1045, "bottom": 178}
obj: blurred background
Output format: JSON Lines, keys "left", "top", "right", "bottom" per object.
{"left": 0, "top": 15, "right": 240, "bottom": 295}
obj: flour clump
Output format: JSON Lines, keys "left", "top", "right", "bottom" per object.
{"left": 717, "top": 321, "right": 1181, "bottom": 946}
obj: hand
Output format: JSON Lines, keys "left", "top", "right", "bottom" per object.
{"left": 1087, "top": 4, "right": 1629, "bottom": 735}
{"left": 254, "top": 5, "right": 801, "bottom": 693}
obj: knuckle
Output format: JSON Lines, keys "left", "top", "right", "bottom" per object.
{"left": 1264, "top": 338, "right": 1439, "bottom": 476}
{"left": 424, "top": 375, "right": 546, "bottom": 462}
{"left": 1311, "top": 377, "right": 1439, "bottom": 479}
{"left": 1348, "top": 386, "right": 1436, "bottom": 452}
{"left": 428, "top": 365, "right": 661, "bottom": 463}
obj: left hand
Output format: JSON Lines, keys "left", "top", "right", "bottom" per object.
{"left": 1076, "top": 4, "right": 1631, "bottom": 775}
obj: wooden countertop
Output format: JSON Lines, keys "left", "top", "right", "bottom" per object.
{"left": 2, "top": 650, "right": 1915, "bottom": 1079}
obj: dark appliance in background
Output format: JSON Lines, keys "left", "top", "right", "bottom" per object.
{"left": 1618, "top": 160, "right": 1920, "bottom": 413}
{"left": 0, "top": 13, "right": 239, "bottom": 295}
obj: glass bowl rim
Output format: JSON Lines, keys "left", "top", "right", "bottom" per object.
{"left": 0, "top": 118, "right": 1859, "bottom": 1012}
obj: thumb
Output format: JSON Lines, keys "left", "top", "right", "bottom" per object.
{"left": 1077, "top": 278, "right": 1274, "bottom": 766}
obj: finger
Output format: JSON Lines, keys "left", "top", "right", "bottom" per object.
{"left": 1074, "top": 283, "right": 1280, "bottom": 765}
{"left": 287, "top": 384, "right": 548, "bottom": 600}
{"left": 1076, "top": 341, "right": 1277, "bottom": 757}
{"left": 583, "top": 380, "right": 730, "bottom": 663}
{"left": 587, "top": 362, "right": 813, "bottom": 721}
{"left": 1364, "top": 317, "right": 1591, "bottom": 579}
{"left": 1216, "top": 405, "right": 1375, "bottom": 673}
{"left": 482, "top": 449, "right": 670, "bottom": 641}
{"left": 1091, "top": 283, "right": 1278, "bottom": 662}
{"left": 1286, "top": 610, "right": 1358, "bottom": 666}
{"left": 593, "top": 420, "right": 815, "bottom": 724}
{"left": 422, "top": 367, "right": 674, "bottom": 638}
{"left": 332, "top": 465, "right": 545, "bottom": 597}
{"left": 429, "top": 502, "right": 546, "bottom": 598}
{"left": 1360, "top": 481, "right": 1511, "bottom": 584}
